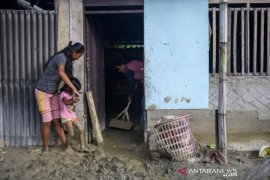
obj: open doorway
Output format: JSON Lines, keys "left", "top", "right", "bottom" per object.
{"left": 102, "top": 14, "right": 144, "bottom": 126}
{"left": 85, "top": 13, "right": 144, "bottom": 140}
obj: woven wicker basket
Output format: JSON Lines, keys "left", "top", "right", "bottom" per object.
{"left": 153, "top": 115, "right": 196, "bottom": 162}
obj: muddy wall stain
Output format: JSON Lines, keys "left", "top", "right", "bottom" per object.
{"left": 164, "top": 96, "right": 172, "bottom": 103}
{"left": 148, "top": 104, "right": 157, "bottom": 110}
{"left": 181, "top": 97, "right": 191, "bottom": 103}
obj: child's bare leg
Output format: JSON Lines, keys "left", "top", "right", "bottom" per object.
{"left": 64, "top": 121, "right": 74, "bottom": 147}
{"left": 73, "top": 119, "right": 89, "bottom": 152}
{"left": 53, "top": 119, "right": 67, "bottom": 148}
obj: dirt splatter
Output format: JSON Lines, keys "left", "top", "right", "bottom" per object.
{"left": 148, "top": 104, "right": 157, "bottom": 110}
{"left": 181, "top": 97, "right": 191, "bottom": 103}
{"left": 164, "top": 96, "right": 172, "bottom": 103}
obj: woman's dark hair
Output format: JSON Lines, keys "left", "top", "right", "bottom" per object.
{"left": 60, "top": 77, "right": 81, "bottom": 92}
{"left": 69, "top": 42, "right": 85, "bottom": 54}
{"left": 44, "top": 41, "right": 84, "bottom": 70}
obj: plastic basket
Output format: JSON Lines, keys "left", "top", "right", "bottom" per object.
{"left": 153, "top": 115, "right": 196, "bottom": 162}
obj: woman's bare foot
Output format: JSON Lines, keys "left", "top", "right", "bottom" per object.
{"left": 41, "top": 147, "right": 49, "bottom": 155}
{"left": 62, "top": 141, "right": 69, "bottom": 151}
{"left": 42, "top": 146, "right": 49, "bottom": 153}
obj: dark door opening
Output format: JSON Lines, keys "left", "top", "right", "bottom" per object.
{"left": 85, "top": 13, "right": 144, "bottom": 132}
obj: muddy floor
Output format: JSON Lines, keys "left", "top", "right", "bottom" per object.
{"left": 0, "top": 128, "right": 269, "bottom": 180}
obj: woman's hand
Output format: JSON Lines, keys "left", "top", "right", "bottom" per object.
{"left": 73, "top": 89, "right": 80, "bottom": 97}
{"left": 72, "top": 95, "right": 80, "bottom": 103}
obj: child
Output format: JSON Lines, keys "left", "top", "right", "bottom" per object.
{"left": 59, "top": 77, "right": 89, "bottom": 152}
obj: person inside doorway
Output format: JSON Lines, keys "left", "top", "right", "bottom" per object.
{"left": 35, "top": 41, "right": 85, "bottom": 152}
{"left": 115, "top": 59, "right": 145, "bottom": 128}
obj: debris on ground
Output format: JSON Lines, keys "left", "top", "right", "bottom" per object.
{"left": 0, "top": 128, "right": 269, "bottom": 179}
{"left": 197, "top": 144, "right": 226, "bottom": 165}
{"left": 0, "top": 148, "right": 6, "bottom": 162}
{"left": 0, "top": 146, "right": 267, "bottom": 180}
{"left": 246, "top": 159, "right": 270, "bottom": 180}
{"left": 258, "top": 145, "right": 270, "bottom": 158}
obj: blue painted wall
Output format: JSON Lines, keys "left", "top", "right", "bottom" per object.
{"left": 144, "top": 0, "right": 209, "bottom": 109}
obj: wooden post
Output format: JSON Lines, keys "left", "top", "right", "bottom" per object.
{"left": 267, "top": 8, "right": 270, "bottom": 75}
{"left": 218, "top": 0, "right": 228, "bottom": 164}
{"left": 212, "top": 8, "right": 217, "bottom": 75}
{"left": 241, "top": 8, "right": 245, "bottom": 75}
{"left": 86, "top": 91, "right": 103, "bottom": 146}
{"left": 55, "top": 0, "right": 86, "bottom": 142}
{"left": 55, "top": 0, "right": 70, "bottom": 50}
{"left": 246, "top": 4, "right": 250, "bottom": 74}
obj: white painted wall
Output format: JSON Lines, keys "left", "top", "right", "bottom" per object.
{"left": 144, "top": 0, "right": 209, "bottom": 109}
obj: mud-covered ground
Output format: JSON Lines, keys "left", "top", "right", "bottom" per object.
{"left": 0, "top": 128, "right": 269, "bottom": 180}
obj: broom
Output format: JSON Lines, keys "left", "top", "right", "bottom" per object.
{"left": 108, "top": 100, "right": 133, "bottom": 130}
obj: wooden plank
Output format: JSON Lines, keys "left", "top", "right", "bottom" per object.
{"left": 253, "top": 9, "right": 258, "bottom": 75}
{"left": 84, "top": 0, "right": 143, "bottom": 7}
{"left": 227, "top": 8, "right": 231, "bottom": 75}
{"left": 233, "top": 9, "right": 238, "bottom": 75}
{"left": 241, "top": 8, "right": 245, "bottom": 75}
{"left": 86, "top": 91, "right": 103, "bottom": 146}
{"left": 212, "top": 8, "right": 217, "bottom": 75}
{"left": 85, "top": 10, "right": 143, "bottom": 14}
{"left": 260, "top": 9, "right": 265, "bottom": 75}
{"left": 246, "top": 8, "right": 250, "bottom": 74}
{"left": 267, "top": 8, "right": 270, "bottom": 75}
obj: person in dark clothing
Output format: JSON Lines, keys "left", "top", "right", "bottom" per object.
{"left": 115, "top": 60, "right": 143, "bottom": 99}
{"left": 35, "top": 42, "right": 84, "bottom": 152}
{"left": 115, "top": 60, "right": 145, "bottom": 128}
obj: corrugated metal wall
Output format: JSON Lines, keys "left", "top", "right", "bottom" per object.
{"left": 0, "top": 10, "right": 57, "bottom": 146}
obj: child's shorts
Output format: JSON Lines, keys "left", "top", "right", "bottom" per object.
{"left": 35, "top": 88, "right": 61, "bottom": 122}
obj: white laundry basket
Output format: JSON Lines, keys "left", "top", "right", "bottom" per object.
{"left": 152, "top": 115, "right": 196, "bottom": 162}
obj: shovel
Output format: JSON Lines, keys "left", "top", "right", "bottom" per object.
{"left": 108, "top": 100, "right": 133, "bottom": 130}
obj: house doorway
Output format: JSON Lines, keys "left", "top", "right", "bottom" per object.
{"left": 85, "top": 13, "right": 144, "bottom": 143}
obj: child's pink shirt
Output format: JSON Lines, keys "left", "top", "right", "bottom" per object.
{"left": 59, "top": 91, "right": 77, "bottom": 119}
